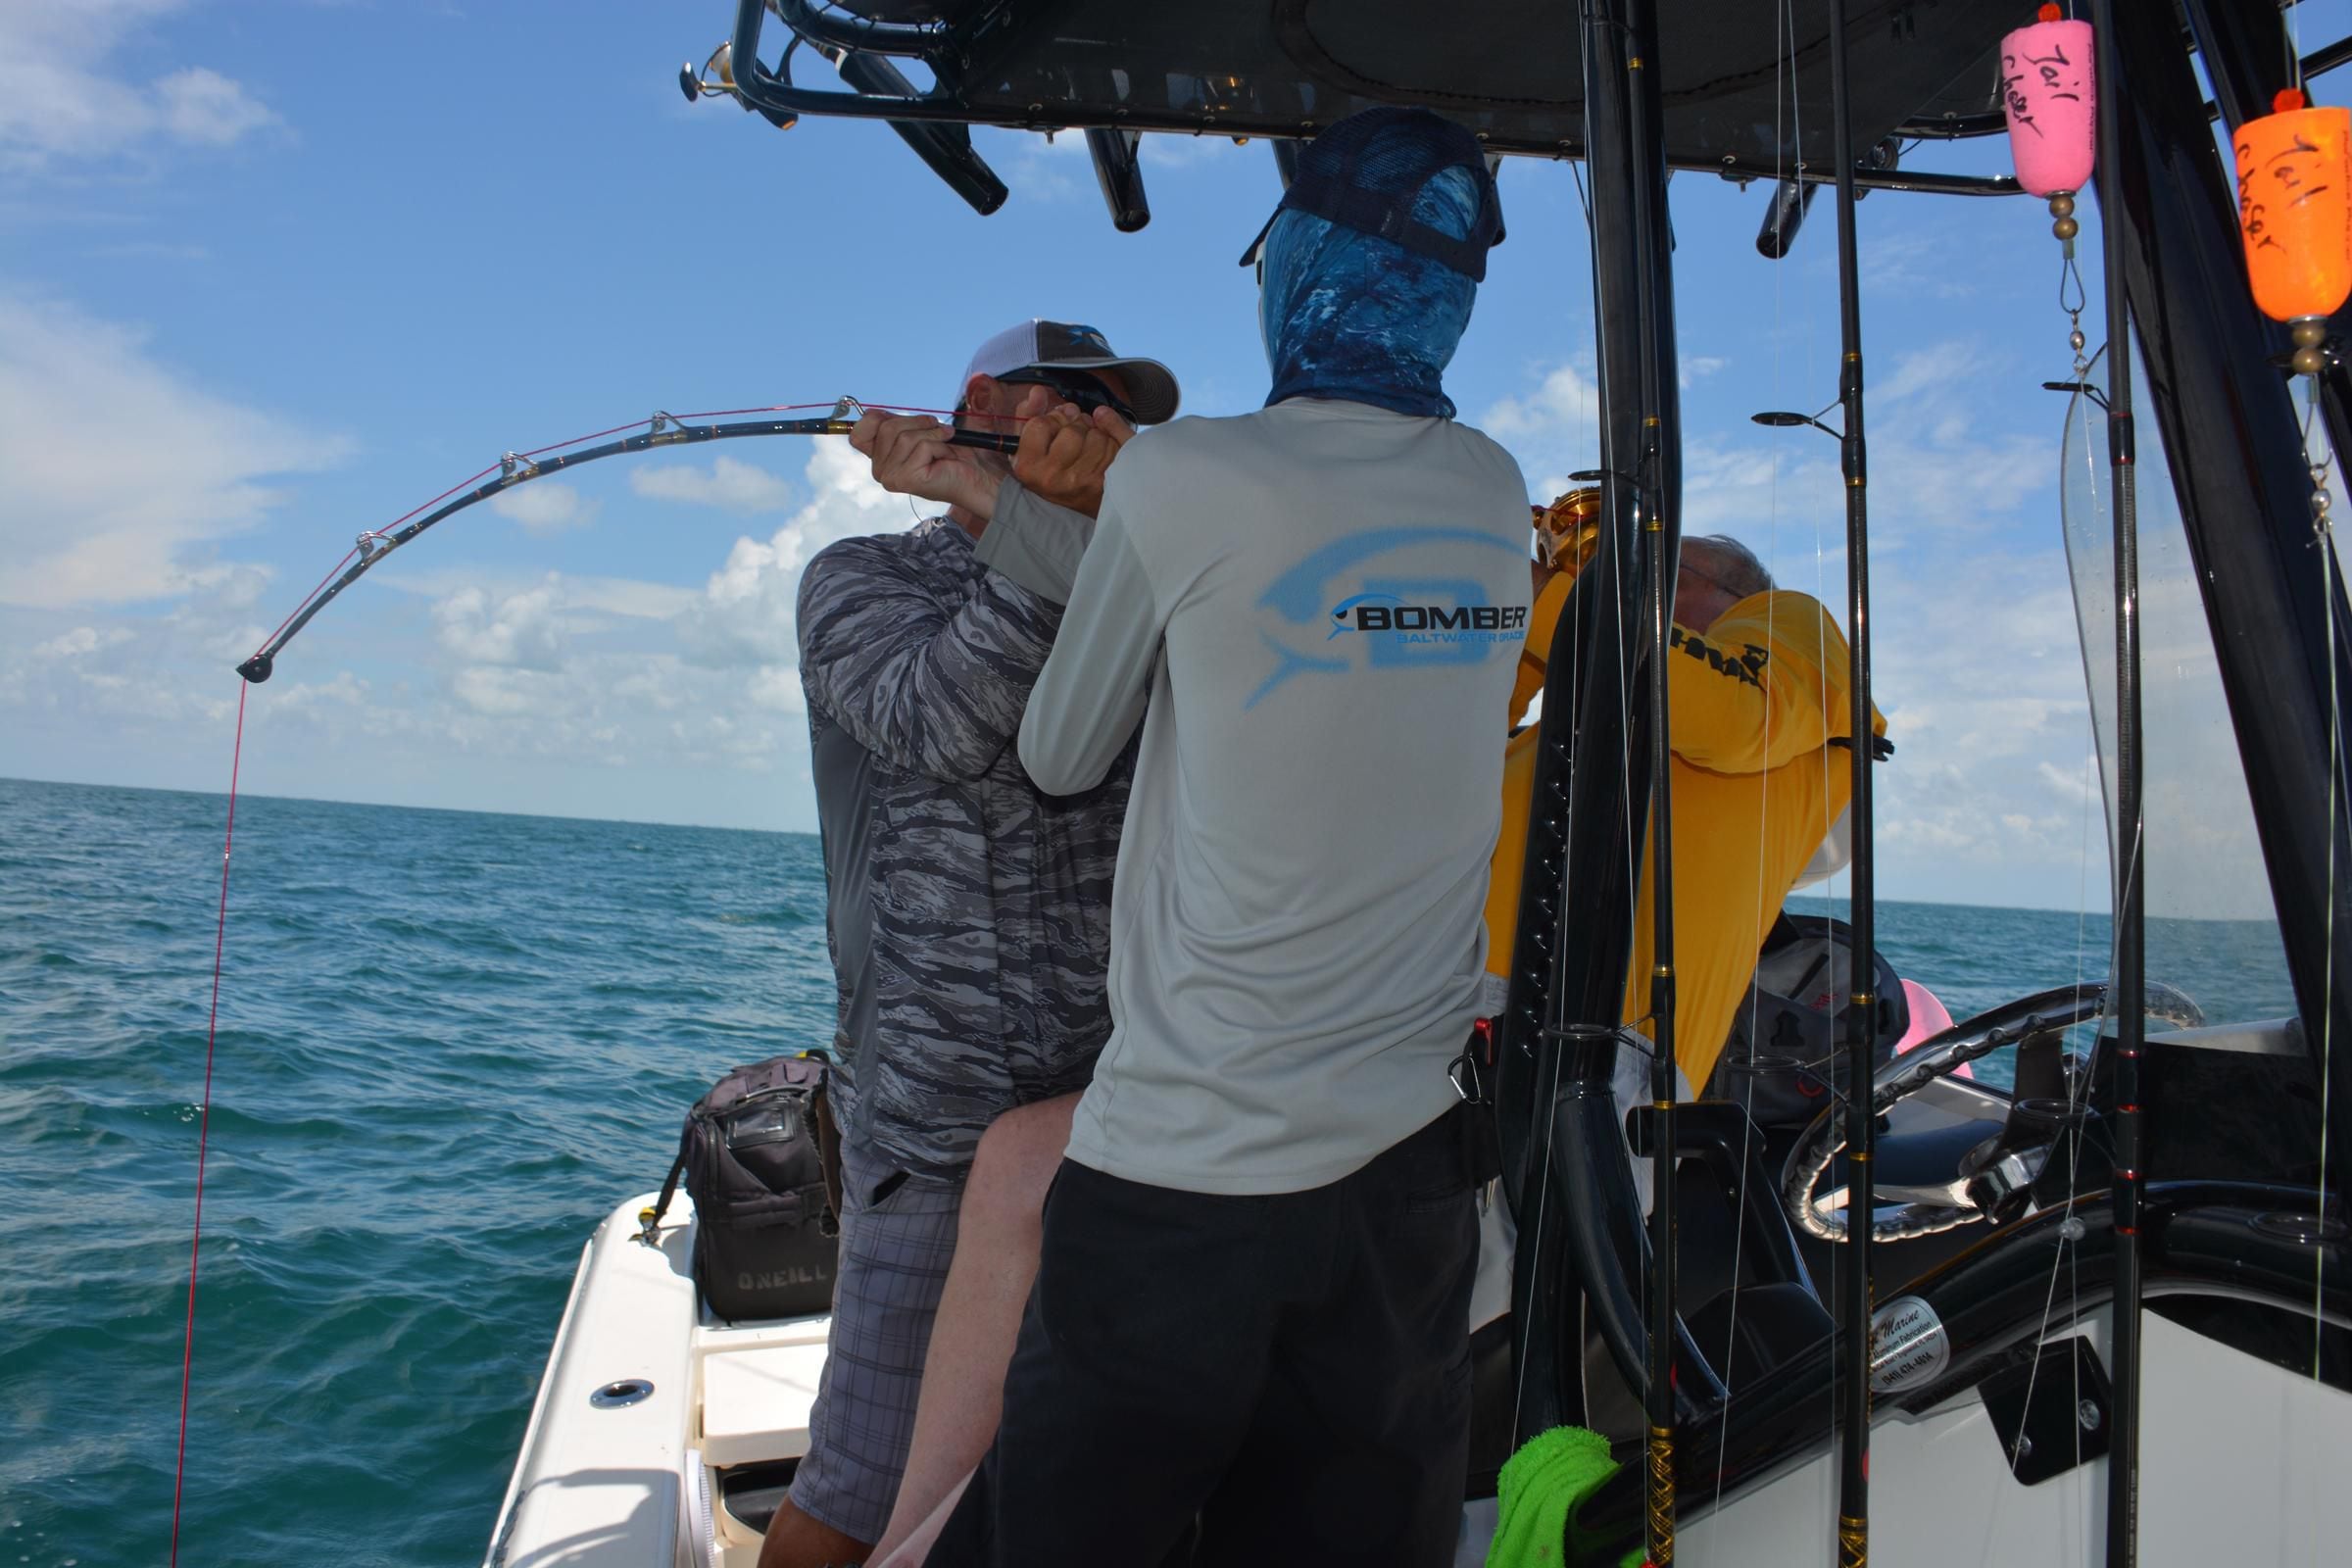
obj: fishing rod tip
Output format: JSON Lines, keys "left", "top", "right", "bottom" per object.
{"left": 236, "top": 653, "right": 273, "bottom": 684}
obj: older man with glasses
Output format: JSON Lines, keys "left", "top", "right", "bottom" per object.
{"left": 758, "top": 320, "right": 1177, "bottom": 1568}
{"left": 1483, "top": 498, "right": 1890, "bottom": 1128}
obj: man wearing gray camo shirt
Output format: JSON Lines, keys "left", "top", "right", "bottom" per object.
{"left": 758, "top": 321, "right": 1178, "bottom": 1568}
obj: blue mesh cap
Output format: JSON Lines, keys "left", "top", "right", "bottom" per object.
{"left": 1238, "top": 106, "right": 1505, "bottom": 281}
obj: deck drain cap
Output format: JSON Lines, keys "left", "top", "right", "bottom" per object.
{"left": 589, "top": 1378, "right": 655, "bottom": 1409}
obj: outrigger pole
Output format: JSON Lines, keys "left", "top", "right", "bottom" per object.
{"left": 2090, "top": 2, "right": 2147, "bottom": 1561}
{"left": 1824, "top": 3, "right": 1879, "bottom": 1565}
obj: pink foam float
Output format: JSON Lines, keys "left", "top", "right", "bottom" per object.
{"left": 2001, "top": 6, "right": 2097, "bottom": 263}
{"left": 2001, "top": 9, "right": 2096, "bottom": 197}
{"left": 1893, "top": 978, "right": 1972, "bottom": 1079}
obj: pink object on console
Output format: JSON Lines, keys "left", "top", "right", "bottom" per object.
{"left": 1894, "top": 978, "right": 1971, "bottom": 1079}
{"left": 2000, "top": 15, "right": 2097, "bottom": 197}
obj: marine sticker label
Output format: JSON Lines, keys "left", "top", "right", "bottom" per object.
{"left": 1250, "top": 524, "right": 1528, "bottom": 709}
{"left": 1869, "top": 1295, "right": 1951, "bottom": 1394}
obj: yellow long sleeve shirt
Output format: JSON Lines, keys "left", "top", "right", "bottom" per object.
{"left": 1483, "top": 567, "right": 1884, "bottom": 1088}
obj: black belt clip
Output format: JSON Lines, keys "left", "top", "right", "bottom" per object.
{"left": 1449, "top": 1019, "right": 1503, "bottom": 1191}
{"left": 1448, "top": 1018, "right": 1495, "bottom": 1106}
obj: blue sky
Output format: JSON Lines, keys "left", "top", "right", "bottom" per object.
{"left": 4, "top": 0, "right": 2337, "bottom": 916}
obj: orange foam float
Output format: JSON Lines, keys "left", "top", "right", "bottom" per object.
{"left": 2234, "top": 86, "right": 2352, "bottom": 368}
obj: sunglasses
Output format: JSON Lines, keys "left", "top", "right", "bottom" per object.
{"left": 992, "top": 366, "right": 1138, "bottom": 423}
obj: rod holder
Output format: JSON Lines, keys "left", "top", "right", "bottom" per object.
{"left": 1085, "top": 127, "right": 1151, "bottom": 232}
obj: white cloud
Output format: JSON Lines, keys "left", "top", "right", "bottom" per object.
{"left": 631, "top": 456, "right": 793, "bottom": 514}
{"left": 1483, "top": 362, "right": 1599, "bottom": 446}
{"left": 2038, "top": 757, "right": 2100, "bottom": 808}
{"left": 0, "top": 291, "right": 342, "bottom": 608}
{"left": 975, "top": 123, "right": 1249, "bottom": 194}
{"left": 377, "top": 567, "right": 693, "bottom": 622}
{"left": 681, "top": 440, "right": 907, "bottom": 669}
{"left": 488, "top": 481, "right": 597, "bottom": 535}
{"left": 1861, "top": 228, "right": 1988, "bottom": 304}
{"left": 433, "top": 582, "right": 567, "bottom": 671}
{"left": 1480, "top": 363, "right": 1601, "bottom": 499}
{"left": 157, "top": 66, "right": 275, "bottom": 146}
{"left": 1140, "top": 133, "right": 1250, "bottom": 171}
{"left": 976, "top": 126, "right": 1090, "bottom": 204}
{"left": 34, "top": 625, "right": 133, "bottom": 660}
{"left": 423, "top": 654, "right": 795, "bottom": 772}
{"left": 167, "top": 442, "right": 915, "bottom": 787}
{"left": 1683, "top": 439, "right": 1822, "bottom": 533}
{"left": 560, "top": 576, "right": 697, "bottom": 620}
{"left": 1484, "top": 340, "right": 2045, "bottom": 534}
{"left": 1, "top": 611, "right": 232, "bottom": 726}
{"left": 1476, "top": 347, "right": 2137, "bottom": 910}
{"left": 271, "top": 669, "right": 369, "bottom": 714}
{"left": 160, "top": 560, "right": 274, "bottom": 662}
{"left": 1844, "top": 543, "right": 2101, "bottom": 901}
{"left": 1875, "top": 338, "right": 1977, "bottom": 407}
{"left": 747, "top": 664, "right": 808, "bottom": 713}
{"left": 0, "top": 437, "right": 902, "bottom": 785}
{"left": 0, "top": 4, "right": 278, "bottom": 171}
{"left": 452, "top": 665, "right": 540, "bottom": 716}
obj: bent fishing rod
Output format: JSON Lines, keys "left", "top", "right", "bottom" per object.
{"left": 235, "top": 396, "right": 1015, "bottom": 683}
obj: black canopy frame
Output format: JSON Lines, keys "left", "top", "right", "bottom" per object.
{"left": 707, "top": 1, "right": 2352, "bottom": 224}
{"left": 717, "top": 0, "right": 2033, "bottom": 202}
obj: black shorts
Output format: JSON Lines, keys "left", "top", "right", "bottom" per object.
{"left": 929, "top": 1106, "right": 1482, "bottom": 1568}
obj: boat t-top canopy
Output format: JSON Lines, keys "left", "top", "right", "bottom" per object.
{"left": 698, "top": 0, "right": 2043, "bottom": 215}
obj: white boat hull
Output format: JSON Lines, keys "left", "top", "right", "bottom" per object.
{"left": 487, "top": 1194, "right": 831, "bottom": 1568}
{"left": 1677, "top": 1311, "right": 2351, "bottom": 1563}
{"left": 491, "top": 1195, "right": 2352, "bottom": 1566}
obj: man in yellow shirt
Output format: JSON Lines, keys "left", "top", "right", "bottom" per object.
{"left": 1483, "top": 492, "right": 1886, "bottom": 1093}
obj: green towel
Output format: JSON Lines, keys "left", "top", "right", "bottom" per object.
{"left": 1484, "top": 1426, "right": 1645, "bottom": 1568}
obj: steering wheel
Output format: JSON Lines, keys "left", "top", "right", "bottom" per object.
{"left": 1782, "top": 980, "right": 2205, "bottom": 1243}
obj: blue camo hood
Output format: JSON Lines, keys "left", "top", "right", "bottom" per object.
{"left": 1257, "top": 164, "right": 1481, "bottom": 419}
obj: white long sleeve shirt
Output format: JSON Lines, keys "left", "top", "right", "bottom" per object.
{"left": 1010, "top": 399, "right": 1532, "bottom": 1195}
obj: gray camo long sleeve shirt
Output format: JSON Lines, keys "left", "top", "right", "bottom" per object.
{"left": 798, "top": 510, "right": 1130, "bottom": 1184}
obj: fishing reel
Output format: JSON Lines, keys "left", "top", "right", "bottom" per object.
{"left": 1532, "top": 487, "right": 1601, "bottom": 571}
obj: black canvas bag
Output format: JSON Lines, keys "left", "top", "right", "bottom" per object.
{"left": 648, "top": 1054, "right": 840, "bottom": 1322}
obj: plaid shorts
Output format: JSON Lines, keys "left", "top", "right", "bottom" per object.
{"left": 787, "top": 1143, "right": 965, "bottom": 1544}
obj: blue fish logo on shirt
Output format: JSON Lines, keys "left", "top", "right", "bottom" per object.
{"left": 1250, "top": 526, "right": 1527, "bottom": 709}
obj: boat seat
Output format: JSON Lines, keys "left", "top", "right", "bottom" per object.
{"left": 701, "top": 1339, "right": 830, "bottom": 1467}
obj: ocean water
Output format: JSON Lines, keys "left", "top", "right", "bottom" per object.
{"left": 0, "top": 778, "right": 837, "bottom": 1568}
{"left": 0, "top": 777, "right": 2299, "bottom": 1566}
{"left": 1786, "top": 893, "right": 2300, "bottom": 1070}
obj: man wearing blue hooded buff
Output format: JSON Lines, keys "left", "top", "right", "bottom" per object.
{"left": 885, "top": 106, "right": 1531, "bottom": 1567}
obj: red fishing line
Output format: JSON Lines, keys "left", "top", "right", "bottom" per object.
{"left": 170, "top": 679, "right": 246, "bottom": 1566}
{"left": 672, "top": 401, "right": 857, "bottom": 418}
{"left": 516, "top": 418, "right": 665, "bottom": 459}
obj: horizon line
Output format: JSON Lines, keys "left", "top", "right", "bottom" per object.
{"left": 0, "top": 772, "right": 2175, "bottom": 921}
